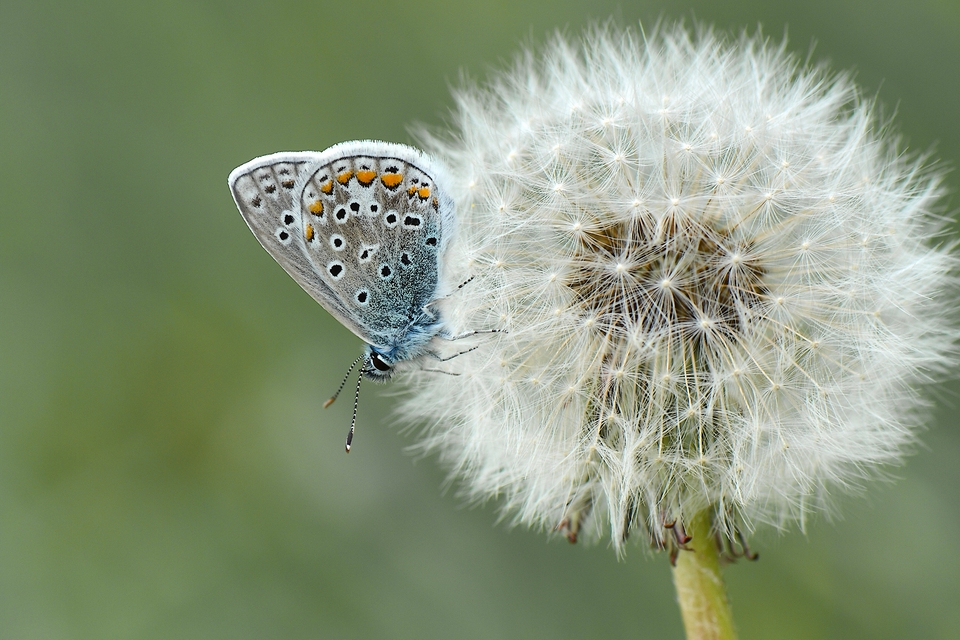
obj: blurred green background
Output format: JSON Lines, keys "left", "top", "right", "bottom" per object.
{"left": 2, "top": 1, "right": 959, "bottom": 638}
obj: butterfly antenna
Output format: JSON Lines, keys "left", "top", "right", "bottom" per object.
{"left": 345, "top": 366, "right": 365, "bottom": 453}
{"left": 324, "top": 355, "right": 363, "bottom": 409}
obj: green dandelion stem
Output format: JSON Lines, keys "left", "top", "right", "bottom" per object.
{"left": 671, "top": 509, "right": 737, "bottom": 640}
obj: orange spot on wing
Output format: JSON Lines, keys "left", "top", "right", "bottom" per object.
{"left": 380, "top": 173, "right": 403, "bottom": 189}
{"left": 308, "top": 200, "right": 324, "bottom": 215}
{"left": 337, "top": 170, "right": 354, "bottom": 185}
{"left": 417, "top": 187, "right": 431, "bottom": 200}
{"left": 356, "top": 170, "right": 376, "bottom": 185}
{"left": 320, "top": 181, "right": 334, "bottom": 194}
{"left": 407, "top": 185, "right": 418, "bottom": 197}
{"left": 305, "top": 224, "right": 314, "bottom": 242}
{"left": 432, "top": 197, "right": 439, "bottom": 210}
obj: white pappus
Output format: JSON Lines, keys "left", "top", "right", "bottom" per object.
{"left": 399, "top": 23, "right": 958, "bottom": 552}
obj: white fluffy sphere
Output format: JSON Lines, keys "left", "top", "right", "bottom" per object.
{"left": 402, "top": 25, "right": 957, "bottom": 552}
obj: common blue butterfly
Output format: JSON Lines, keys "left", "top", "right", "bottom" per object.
{"left": 228, "top": 141, "right": 460, "bottom": 451}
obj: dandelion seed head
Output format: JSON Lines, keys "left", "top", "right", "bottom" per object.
{"left": 404, "top": 24, "right": 957, "bottom": 553}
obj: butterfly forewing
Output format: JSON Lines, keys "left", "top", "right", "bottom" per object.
{"left": 229, "top": 153, "right": 361, "bottom": 338}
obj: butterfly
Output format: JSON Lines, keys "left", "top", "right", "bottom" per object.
{"left": 228, "top": 141, "right": 466, "bottom": 451}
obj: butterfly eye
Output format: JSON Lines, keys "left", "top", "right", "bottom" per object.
{"left": 370, "top": 353, "right": 391, "bottom": 372}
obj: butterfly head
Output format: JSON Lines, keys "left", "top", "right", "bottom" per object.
{"left": 362, "top": 346, "right": 395, "bottom": 381}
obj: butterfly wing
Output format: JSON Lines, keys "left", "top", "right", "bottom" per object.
{"left": 229, "top": 151, "right": 367, "bottom": 341}
{"left": 229, "top": 142, "right": 456, "bottom": 351}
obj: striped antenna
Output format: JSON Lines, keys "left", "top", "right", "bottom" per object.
{"left": 345, "top": 365, "right": 365, "bottom": 453}
{"left": 324, "top": 355, "right": 363, "bottom": 408}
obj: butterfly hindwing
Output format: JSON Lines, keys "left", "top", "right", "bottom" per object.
{"left": 296, "top": 153, "right": 448, "bottom": 347}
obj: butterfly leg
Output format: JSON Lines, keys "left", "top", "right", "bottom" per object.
{"left": 430, "top": 345, "right": 479, "bottom": 362}
{"left": 425, "top": 276, "right": 476, "bottom": 312}
{"left": 418, "top": 348, "right": 475, "bottom": 375}
{"left": 453, "top": 275, "right": 475, "bottom": 291}
{"left": 438, "top": 329, "right": 504, "bottom": 341}
{"left": 420, "top": 368, "right": 461, "bottom": 376}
